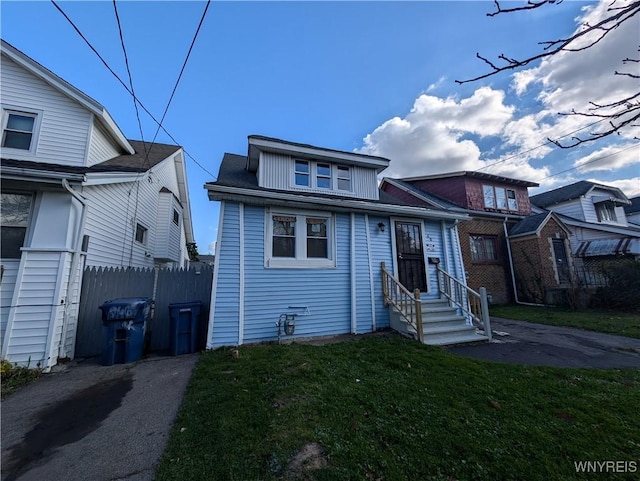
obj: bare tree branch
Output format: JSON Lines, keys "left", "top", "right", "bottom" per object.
{"left": 458, "top": 0, "right": 640, "bottom": 148}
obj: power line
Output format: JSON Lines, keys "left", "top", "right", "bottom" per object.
{"left": 50, "top": 0, "right": 217, "bottom": 179}
{"left": 478, "top": 117, "right": 608, "bottom": 173}
{"left": 535, "top": 143, "right": 640, "bottom": 182}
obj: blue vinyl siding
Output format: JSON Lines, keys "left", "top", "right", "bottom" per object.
{"left": 210, "top": 202, "right": 241, "bottom": 347}
{"left": 242, "top": 205, "right": 352, "bottom": 343}
{"left": 367, "top": 215, "right": 393, "bottom": 329}
{"left": 354, "top": 214, "right": 373, "bottom": 334}
{"left": 422, "top": 219, "right": 444, "bottom": 297}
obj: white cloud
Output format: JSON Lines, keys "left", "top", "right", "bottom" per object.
{"left": 511, "top": 0, "right": 638, "bottom": 137}
{"left": 573, "top": 144, "right": 640, "bottom": 173}
{"left": 357, "top": 87, "right": 514, "bottom": 178}
{"left": 588, "top": 177, "right": 640, "bottom": 197}
{"left": 207, "top": 241, "right": 216, "bottom": 254}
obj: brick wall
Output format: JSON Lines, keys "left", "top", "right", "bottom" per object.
{"left": 509, "top": 217, "right": 569, "bottom": 302}
{"left": 457, "top": 218, "right": 514, "bottom": 304}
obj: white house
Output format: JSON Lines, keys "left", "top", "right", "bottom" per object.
{"left": 0, "top": 39, "right": 195, "bottom": 370}
{"left": 530, "top": 181, "right": 640, "bottom": 268}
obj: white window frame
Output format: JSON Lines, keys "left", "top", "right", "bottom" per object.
{"left": 1, "top": 192, "right": 34, "bottom": 259}
{"left": 291, "top": 159, "right": 353, "bottom": 193}
{"left": 135, "top": 223, "right": 148, "bottom": 245}
{"left": 265, "top": 207, "right": 336, "bottom": 268}
{"left": 483, "top": 185, "right": 518, "bottom": 212}
{"left": 1, "top": 106, "right": 42, "bottom": 154}
{"left": 595, "top": 201, "right": 618, "bottom": 223}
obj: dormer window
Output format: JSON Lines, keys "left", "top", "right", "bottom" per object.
{"left": 596, "top": 201, "right": 617, "bottom": 222}
{"left": 292, "top": 160, "right": 353, "bottom": 192}
{"left": 316, "top": 163, "right": 331, "bottom": 189}
{"left": 337, "top": 166, "right": 351, "bottom": 191}
{"left": 294, "top": 160, "right": 310, "bottom": 187}
{"left": 483, "top": 185, "right": 518, "bottom": 212}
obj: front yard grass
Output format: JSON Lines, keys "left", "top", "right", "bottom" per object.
{"left": 156, "top": 335, "right": 640, "bottom": 481}
{"left": 490, "top": 304, "right": 640, "bottom": 339}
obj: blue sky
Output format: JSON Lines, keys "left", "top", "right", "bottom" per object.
{"left": 2, "top": 0, "right": 638, "bottom": 254}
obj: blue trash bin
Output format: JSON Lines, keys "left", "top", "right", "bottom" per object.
{"left": 99, "top": 297, "right": 152, "bottom": 365}
{"left": 168, "top": 301, "right": 202, "bottom": 356}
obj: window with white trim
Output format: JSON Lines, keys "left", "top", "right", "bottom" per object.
{"left": 135, "top": 223, "right": 148, "bottom": 245}
{"left": 595, "top": 201, "right": 617, "bottom": 222}
{"left": 483, "top": 185, "right": 518, "bottom": 212}
{"left": 2, "top": 110, "right": 38, "bottom": 151}
{"left": 337, "top": 165, "right": 351, "bottom": 191}
{"left": 294, "top": 160, "right": 310, "bottom": 187}
{"left": 267, "top": 209, "right": 335, "bottom": 268}
{"left": 1, "top": 193, "right": 32, "bottom": 258}
{"left": 291, "top": 160, "right": 352, "bottom": 192}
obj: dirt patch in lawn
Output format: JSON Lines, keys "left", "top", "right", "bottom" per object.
{"left": 285, "top": 442, "right": 328, "bottom": 479}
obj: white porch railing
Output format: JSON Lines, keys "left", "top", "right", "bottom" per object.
{"left": 436, "top": 265, "right": 492, "bottom": 340}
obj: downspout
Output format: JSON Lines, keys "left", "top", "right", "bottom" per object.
{"left": 503, "top": 217, "right": 549, "bottom": 307}
{"left": 59, "top": 179, "right": 88, "bottom": 358}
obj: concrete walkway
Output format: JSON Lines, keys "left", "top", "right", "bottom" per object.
{"left": 1, "top": 353, "right": 198, "bottom": 481}
{"left": 447, "top": 317, "right": 640, "bottom": 368}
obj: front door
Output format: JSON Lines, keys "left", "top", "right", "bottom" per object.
{"left": 552, "top": 238, "right": 571, "bottom": 284}
{"left": 394, "top": 221, "right": 428, "bottom": 292}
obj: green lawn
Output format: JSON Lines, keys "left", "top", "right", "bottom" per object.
{"left": 156, "top": 335, "right": 640, "bottom": 481}
{"left": 490, "top": 304, "right": 640, "bottom": 339}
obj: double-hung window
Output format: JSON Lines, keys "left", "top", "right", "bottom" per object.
{"left": 267, "top": 209, "right": 334, "bottom": 268}
{"left": 483, "top": 185, "right": 518, "bottom": 212}
{"left": 292, "top": 160, "right": 352, "bottom": 192}
{"left": 595, "top": 201, "right": 617, "bottom": 222}
{"left": 1, "top": 193, "right": 33, "bottom": 258}
{"left": 470, "top": 235, "right": 499, "bottom": 263}
{"left": 2, "top": 109, "right": 39, "bottom": 152}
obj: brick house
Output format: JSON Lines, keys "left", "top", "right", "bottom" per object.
{"left": 381, "top": 172, "right": 538, "bottom": 304}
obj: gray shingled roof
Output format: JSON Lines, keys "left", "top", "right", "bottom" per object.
{"left": 508, "top": 212, "right": 550, "bottom": 237}
{"left": 529, "top": 180, "right": 632, "bottom": 208}
{"left": 92, "top": 140, "right": 180, "bottom": 172}
{"left": 207, "top": 152, "right": 441, "bottom": 208}
{"left": 625, "top": 196, "right": 640, "bottom": 215}
{"left": 1, "top": 140, "right": 180, "bottom": 175}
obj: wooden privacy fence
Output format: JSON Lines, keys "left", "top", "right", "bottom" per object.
{"left": 75, "top": 265, "right": 213, "bottom": 358}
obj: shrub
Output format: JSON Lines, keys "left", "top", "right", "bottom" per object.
{"left": 1, "top": 358, "right": 42, "bottom": 397}
{"left": 592, "top": 258, "right": 640, "bottom": 312}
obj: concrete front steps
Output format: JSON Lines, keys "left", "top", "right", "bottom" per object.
{"left": 389, "top": 297, "right": 489, "bottom": 346}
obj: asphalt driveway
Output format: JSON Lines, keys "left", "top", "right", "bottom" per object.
{"left": 448, "top": 317, "right": 640, "bottom": 368}
{"left": 1, "top": 353, "right": 198, "bottom": 481}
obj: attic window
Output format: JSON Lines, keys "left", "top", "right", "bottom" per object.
{"left": 337, "top": 166, "right": 351, "bottom": 191}
{"left": 596, "top": 201, "right": 617, "bottom": 222}
{"left": 294, "top": 160, "right": 310, "bottom": 187}
{"left": 2, "top": 111, "right": 38, "bottom": 151}
{"left": 483, "top": 185, "right": 518, "bottom": 212}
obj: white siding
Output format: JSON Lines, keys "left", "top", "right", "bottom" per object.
{"left": 154, "top": 192, "right": 183, "bottom": 263}
{"left": 0, "top": 260, "right": 20, "bottom": 340}
{"left": 83, "top": 156, "right": 186, "bottom": 268}
{"left": 258, "top": 152, "right": 379, "bottom": 200}
{"left": 1, "top": 56, "right": 91, "bottom": 166}
{"left": 545, "top": 199, "right": 587, "bottom": 221}
{"left": 87, "top": 119, "right": 121, "bottom": 166}
{"left": 2, "top": 250, "right": 68, "bottom": 369}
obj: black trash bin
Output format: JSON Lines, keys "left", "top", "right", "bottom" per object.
{"left": 168, "top": 301, "right": 202, "bottom": 356}
{"left": 99, "top": 297, "right": 152, "bottom": 365}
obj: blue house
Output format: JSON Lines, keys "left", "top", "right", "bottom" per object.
{"left": 205, "top": 136, "right": 491, "bottom": 347}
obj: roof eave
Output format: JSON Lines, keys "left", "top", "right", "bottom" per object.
{"left": 205, "top": 184, "right": 470, "bottom": 221}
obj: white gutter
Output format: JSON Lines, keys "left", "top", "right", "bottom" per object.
{"left": 503, "top": 217, "right": 550, "bottom": 307}
{"left": 206, "top": 184, "right": 470, "bottom": 222}
{"left": 1, "top": 166, "right": 85, "bottom": 183}
{"left": 59, "top": 179, "right": 89, "bottom": 358}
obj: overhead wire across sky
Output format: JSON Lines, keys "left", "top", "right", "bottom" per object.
{"left": 49, "top": 0, "right": 217, "bottom": 180}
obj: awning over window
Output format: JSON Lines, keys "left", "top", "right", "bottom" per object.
{"left": 575, "top": 238, "right": 640, "bottom": 257}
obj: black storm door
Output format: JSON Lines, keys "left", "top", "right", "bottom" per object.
{"left": 394, "top": 221, "right": 428, "bottom": 292}
{"left": 552, "top": 238, "right": 571, "bottom": 284}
